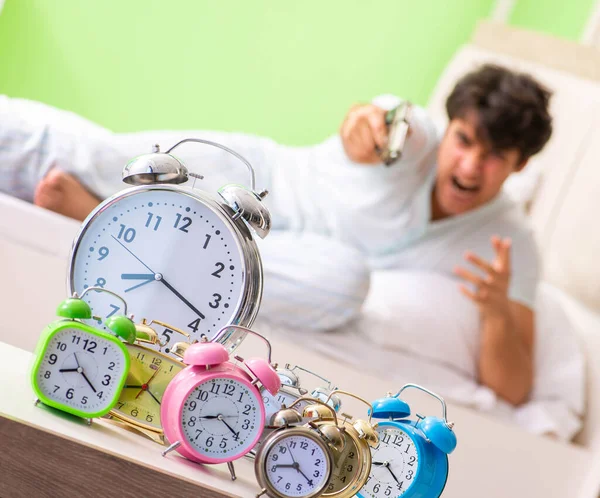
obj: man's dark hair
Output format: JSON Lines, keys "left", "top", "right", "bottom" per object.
{"left": 446, "top": 64, "right": 553, "bottom": 162}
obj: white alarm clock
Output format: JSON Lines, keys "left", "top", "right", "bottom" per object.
{"left": 68, "top": 138, "right": 271, "bottom": 354}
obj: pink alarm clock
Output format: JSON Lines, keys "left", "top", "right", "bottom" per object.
{"left": 161, "top": 325, "right": 280, "bottom": 480}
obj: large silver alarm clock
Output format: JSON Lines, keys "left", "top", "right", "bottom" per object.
{"left": 68, "top": 138, "right": 271, "bottom": 353}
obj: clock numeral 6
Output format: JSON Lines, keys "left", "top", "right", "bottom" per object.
{"left": 66, "top": 388, "right": 75, "bottom": 400}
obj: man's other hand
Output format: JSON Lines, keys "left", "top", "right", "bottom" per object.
{"left": 340, "top": 104, "right": 388, "bottom": 164}
{"left": 453, "top": 236, "right": 512, "bottom": 319}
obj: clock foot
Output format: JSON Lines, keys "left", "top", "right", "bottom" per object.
{"left": 162, "top": 440, "right": 181, "bottom": 457}
{"left": 33, "top": 398, "right": 40, "bottom": 407}
{"left": 227, "top": 461, "right": 237, "bottom": 481}
{"left": 256, "top": 489, "right": 267, "bottom": 497}
{"left": 86, "top": 418, "right": 93, "bottom": 426}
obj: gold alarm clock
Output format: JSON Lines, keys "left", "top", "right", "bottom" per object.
{"left": 312, "top": 391, "right": 379, "bottom": 498}
{"left": 108, "top": 319, "right": 191, "bottom": 443}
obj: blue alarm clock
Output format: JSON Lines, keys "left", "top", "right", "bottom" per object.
{"left": 357, "top": 384, "right": 457, "bottom": 498}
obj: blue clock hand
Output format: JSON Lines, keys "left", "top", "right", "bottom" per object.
{"left": 121, "top": 273, "right": 156, "bottom": 293}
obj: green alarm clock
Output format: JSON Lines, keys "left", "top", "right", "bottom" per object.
{"left": 31, "top": 287, "right": 135, "bottom": 424}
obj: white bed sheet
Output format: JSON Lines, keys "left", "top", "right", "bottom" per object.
{"left": 255, "top": 278, "right": 587, "bottom": 442}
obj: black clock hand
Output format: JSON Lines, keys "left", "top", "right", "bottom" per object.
{"left": 296, "top": 466, "right": 313, "bottom": 486}
{"left": 59, "top": 368, "right": 79, "bottom": 373}
{"left": 273, "top": 464, "right": 297, "bottom": 469}
{"left": 198, "top": 415, "right": 237, "bottom": 420}
{"left": 147, "top": 390, "right": 161, "bottom": 405}
{"left": 218, "top": 415, "right": 240, "bottom": 438}
{"left": 80, "top": 370, "right": 97, "bottom": 393}
{"left": 158, "top": 276, "right": 206, "bottom": 319}
{"left": 72, "top": 353, "right": 97, "bottom": 393}
{"left": 386, "top": 465, "right": 401, "bottom": 486}
{"left": 124, "top": 385, "right": 144, "bottom": 389}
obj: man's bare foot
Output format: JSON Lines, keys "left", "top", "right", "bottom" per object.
{"left": 34, "top": 168, "right": 102, "bottom": 221}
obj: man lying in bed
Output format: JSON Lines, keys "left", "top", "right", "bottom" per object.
{"left": 0, "top": 64, "right": 552, "bottom": 407}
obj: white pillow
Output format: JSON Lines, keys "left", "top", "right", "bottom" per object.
{"left": 361, "top": 270, "right": 480, "bottom": 379}
{"left": 360, "top": 271, "right": 585, "bottom": 439}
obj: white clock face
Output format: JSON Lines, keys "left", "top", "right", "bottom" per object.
{"left": 262, "top": 388, "right": 311, "bottom": 427}
{"left": 35, "top": 327, "right": 127, "bottom": 413}
{"left": 265, "top": 434, "right": 330, "bottom": 497}
{"left": 181, "top": 377, "right": 263, "bottom": 459}
{"left": 70, "top": 188, "right": 246, "bottom": 348}
{"left": 361, "top": 425, "right": 419, "bottom": 497}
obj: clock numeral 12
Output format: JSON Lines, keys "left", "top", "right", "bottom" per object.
{"left": 174, "top": 213, "right": 192, "bottom": 233}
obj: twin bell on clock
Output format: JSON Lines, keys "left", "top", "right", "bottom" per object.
{"left": 68, "top": 137, "right": 272, "bottom": 355}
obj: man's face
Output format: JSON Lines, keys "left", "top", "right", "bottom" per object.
{"left": 433, "top": 112, "right": 526, "bottom": 220}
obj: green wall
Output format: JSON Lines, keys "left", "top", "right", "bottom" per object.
{"left": 0, "top": 1, "right": 595, "bottom": 145}
{"left": 0, "top": 0, "right": 495, "bottom": 145}
{"left": 509, "top": 0, "right": 596, "bottom": 41}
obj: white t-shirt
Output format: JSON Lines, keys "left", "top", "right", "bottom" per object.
{"left": 282, "top": 98, "right": 540, "bottom": 308}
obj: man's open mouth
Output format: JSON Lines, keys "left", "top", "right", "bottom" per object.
{"left": 452, "top": 175, "right": 480, "bottom": 192}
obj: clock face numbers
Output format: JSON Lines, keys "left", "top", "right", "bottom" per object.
{"left": 265, "top": 434, "right": 330, "bottom": 497}
{"left": 35, "top": 328, "right": 126, "bottom": 413}
{"left": 324, "top": 431, "right": 361, "bottom": 495}
{"left": 361, "top": 426, "right": 419, "bottom": 498}
{"left": 112, "top": 344, "right": 184, "bottom": 430}
{"left": 262, "top": 389, "right": 311, "bottom": 426}
{"left": 181, "top": 377, "right": 262, "bottom": 459}
{"left": 71, "top": 189, "right": 246, "bottom": 345}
